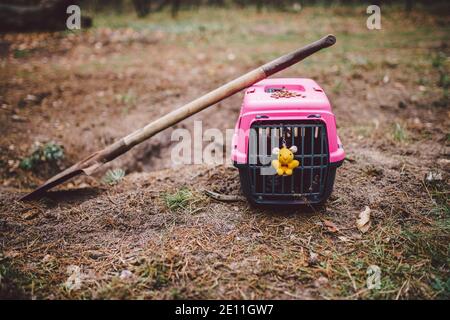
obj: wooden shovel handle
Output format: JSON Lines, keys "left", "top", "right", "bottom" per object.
{"left": 262, "top": 34, "right": 336, "bottom": 76}
{"left": 103, "top": 34, "right": 337, "bottom": 162}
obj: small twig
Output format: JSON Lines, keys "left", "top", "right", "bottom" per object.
{"left": 396, "top": 279, "right": 409, "bottom": 300}
{"left": 203, "top": 190, "right": 246, "bottom": 202}
{"left": 265, "top": 285, "right": 304, "bottom": 299}
{"left": 107, "top": 194, "right": 118, "bottom": 205}
{"left": 343, "top": 265, "right": 357, "bottom": 292}
{"left": 345, "top": 288, "right": 369, "bottom": 300}
{"left": 421, "top": 181, "right": 434, "bottom": 202}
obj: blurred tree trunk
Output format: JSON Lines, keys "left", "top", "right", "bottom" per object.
{"left": 91, "top": 0, "right": 123, "bottom": 13}
{"left": 0, "top": 0, "right": 92, "bottom": 32}
{"left": 208, "top": 0, "right": 225, "bottom": 6}
{"left": 133, "top": 0, "right": 151, "bottom": 17}
{"left": 405, "top": 0, "right": 414, "bottom": 12}
{"left": 171, "top": 0, "right": 180, "bottom": 18}
{"left": 233, "top": 0, "right": 246, "bottom": 8}
{"left": 153, "top": 0, "right": 167, "bottom": 12}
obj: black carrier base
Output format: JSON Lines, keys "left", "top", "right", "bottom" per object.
{"left": 235, "top": 120, "right": 342, "bottom": 207}
{"left": 237, "top": 163, "right": 340, "bottom": 207}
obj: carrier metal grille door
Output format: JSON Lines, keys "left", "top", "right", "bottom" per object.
{"left": 248, "top": 121, "right": 329, "bottom": 203}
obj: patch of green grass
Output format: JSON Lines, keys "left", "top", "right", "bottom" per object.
{"left": 429, "top": 204, "right": 449, "bottom": 218}
{"left": 162, "top": 188, "right": 194, "bottom": 212}
{"left": 417, "top": 77, "right": 429, "bottom": 86}
{"left": 431, "top": 52, "right": 449, "bottom": 102}
{"left": 15, "top": 69, "right": 34, "bottom": 80}
{"left": 0, "top": 257, "right": 31, "bottom": 299}
{"left": 346, "top": 55, "right": 376, "bottom": 72}
{"left": 432, "top": 52, "right": 447, "bottom": 69}
{"left": 404, "top": 223, "right": 448, "bottom": 256}
{"left": 438, "top": 72, "right": 449, "bottom": 89}
{"left": 393, "top": 123, "right": 408, "bottom": 142}
{"left": 93, "top": 277, "right": 135, "bottom": 299}
{"left": 169, "top": 288, "right": 184, "bottom": 299}
{"left": 326, "top": 211, "right": 449, "bottom": 299}
{"left": 13, "top": 49, "right": 30, "bottom": 59}
{"left": 116, "top": 90, "right": 137, "bottom": 114}
{"left": 332, "top": 79, "right": 344, "bottom": 94}
{"left": 431, "top": 276, "right": 450, "bottom": 299}
{"left": 102, "top": 168, "right": 126, "bottom": 185}
{"left": 402, "top": 218, "right": 450, "bottom": 262}
{"left": 138, "top": 260, "right": 169, "bottom": 289}
{"left": 19, "top": 142, "right": 64, "bottom": 170}
{"left": 115, "top": 90, "right": 137, "bottom": 105}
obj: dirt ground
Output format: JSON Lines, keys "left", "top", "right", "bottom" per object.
{"left": 0, "top": 6, "right": 449, "bottom": 299}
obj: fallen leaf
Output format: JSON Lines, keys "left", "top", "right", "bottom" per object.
{"left": 356, "top": 206, "right": 371, "bottom": 233}
{"left": 323, "top": 219, "right": 339, "bottom": 233}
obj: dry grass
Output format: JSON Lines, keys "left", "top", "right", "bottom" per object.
{"left": 0, "top": 5, "right": 449, "bottom": 299}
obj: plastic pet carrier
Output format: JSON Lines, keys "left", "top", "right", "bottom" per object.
{"left": 231, "top": 78, "right": 345, "bottom": 206}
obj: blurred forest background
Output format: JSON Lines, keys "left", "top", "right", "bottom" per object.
{"left": 1, "top": 0, "right": 449, "bottom": 31}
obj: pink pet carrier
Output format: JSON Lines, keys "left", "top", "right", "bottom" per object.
{"left": 231, "top": 78, "right": 345, "bottom": 206}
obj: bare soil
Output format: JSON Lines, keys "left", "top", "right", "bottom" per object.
{"left": 0, "top": 6, "right": 449, "bottom": 299}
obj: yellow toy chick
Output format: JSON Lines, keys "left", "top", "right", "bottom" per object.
{"left": 271, "top": 145, "right": 300, "bottom": 176}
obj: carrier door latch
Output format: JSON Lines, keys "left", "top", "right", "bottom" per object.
{"left": 256, "top": 115, "right": 269, "bottom": 119}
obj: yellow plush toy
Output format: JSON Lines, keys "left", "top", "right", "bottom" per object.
{"left": 271, "top": 145, "right": 300, "bottom": 176}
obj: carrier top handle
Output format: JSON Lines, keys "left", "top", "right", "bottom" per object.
{"left": 21, "top": 34, "right": 336, "bottom": 201}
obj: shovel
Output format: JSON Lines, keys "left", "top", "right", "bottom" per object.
{"left": 21, "top": 34, "right": 336, "bottom": 201}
